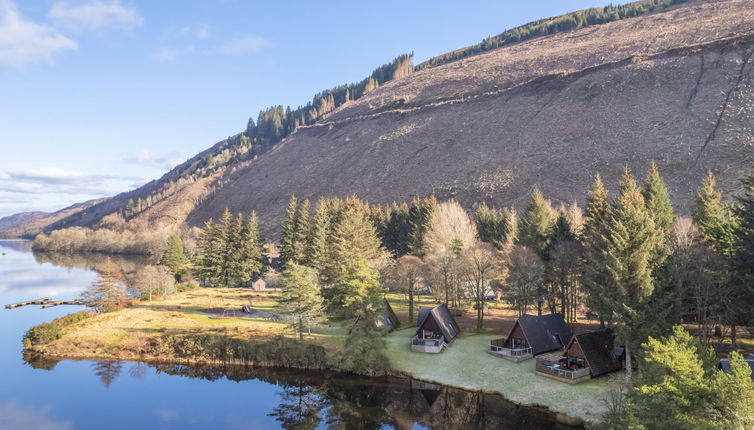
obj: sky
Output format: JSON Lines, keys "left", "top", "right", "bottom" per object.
{"left": 0, "top": 0, "right": 614, "bottom": 218}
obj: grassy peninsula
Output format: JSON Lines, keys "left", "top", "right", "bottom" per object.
{"left": 24, "top": 287, "right": 608, "bottom": 424}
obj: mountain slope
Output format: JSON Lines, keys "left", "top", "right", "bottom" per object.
{"left": 4, "top": 0, "right": 754, "bottom": 240}
{"left": 188, "top": 0, "right": 754, "bottom": 236}
{"left": 0, "top": 199, "right": 105, "bottom": 239}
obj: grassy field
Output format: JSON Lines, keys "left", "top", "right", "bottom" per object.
{"left": 39, "top": 287, "right": 347, "bottom": 359}
{"left": 384, "top": 328, "right": 611, "bottom": 423}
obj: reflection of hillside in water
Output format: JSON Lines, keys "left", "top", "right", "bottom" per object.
{"left": 148, "top": 363, "right": 582, "bottom": 430}
{"left": 0, "top": 239, "right": 33, "bottom": 253}
{"left": 33, "top": 251, "right": 156, "bottom": 274}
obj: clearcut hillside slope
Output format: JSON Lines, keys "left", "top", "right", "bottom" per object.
{"left": 188, "top": 0, "right": 754, "bottom": 236}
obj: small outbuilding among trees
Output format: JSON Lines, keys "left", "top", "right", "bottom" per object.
{"left": 377, "top": 299, "right": 400, "bottom": 332}
{"left": 411, "top": 303, "right": 460, "bottom": 353}
{"left": 535, "top": 329, "right": 622, "bottom": 384}
{"left": 489, "top": 313, "right": 572, "bottom": 362}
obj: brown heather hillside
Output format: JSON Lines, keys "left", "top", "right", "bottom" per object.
{"left": 188, "top": 0, "right": 754, "bottom": 236}
{"left": 4, "top": 0, "right": 754, "bottom": 239}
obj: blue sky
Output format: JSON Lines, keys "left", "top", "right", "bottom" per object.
{"left": 0, "top": 0, "right": 613, "bottom": 218}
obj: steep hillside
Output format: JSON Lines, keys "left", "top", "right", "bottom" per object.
{"left": 0, "top": 199, "right": 104, "bottom": 239}
{"left": 188, "top": 0, "right": 754, "bottom": 236}
{"left": 5, "top": 0, "right": 754, "bottom": 240}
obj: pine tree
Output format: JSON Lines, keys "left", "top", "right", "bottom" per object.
{"left": 243, "top": 211, "right": 264, "bottom": 279}
{"left": 592, "top": 168, "right": 665, "bottom": 378}
{"left": 734, "top": 167, "right": 754, "bottom": 297}
{"left": 642, "top": 162, "right": 675, "bottom": 234}
{"left": 584, "top": 173, "right": 609, "bottom": 240}
{"left": 474, "top": 203, "right": 516, "bottom": 250}
{"left": 280, "top": 196, "right": 300, "bottom": 269}
{"left": 694, "top": 170, "right": 738, "bottom": 256}
{"left": 517, "top": 188, "right": 555, "bottom": 257}
{"left": 195, "top": 218, "right": 224, "bottom": 286}
{"left": 280, "top": 264, "right": 323, "bottom": 340}
{"left": 329, "top": 198, "right": 383, "bottom": 273}
{"left": 305, "top": 198, "right": 332, "bottom": 277}
{"left": 407, "top": 196, "right": 437, "bottom": 257}
{"left": 296, "top": 199, "right": 311, "bottom": 263}
{"left": 160, "top": 234, "right": 190, "bottom": 280}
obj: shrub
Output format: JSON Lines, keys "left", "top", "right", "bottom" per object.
{"left": 23, "top": 311, "right": 92, "bottom": 347}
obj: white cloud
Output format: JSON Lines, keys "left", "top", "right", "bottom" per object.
{"left": 151, "top": 45, "right": 196, "bottom": 62}
{"left": 0, "top": 400, "right": 73, "bottom": 430}
{"left": 0, "top": 0, "right": 77, "bottom": 68}
{"left": 126, "top": 149, "right": 183, "bottom": 169}
{"left": 48, "top": 0, "right": 143, "bottom": 33}
{"left": 0, "top": 166, "right": 140, "bottom": 195}
{"left": 220, "top": 34, "right": 272, "bottom": 56}
{"left": 174, "top": 23, "right": 210, "bottom": 40}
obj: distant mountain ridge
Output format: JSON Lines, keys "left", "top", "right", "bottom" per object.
{"left": 3, "top": 0, "right": 753, "bottom": 240}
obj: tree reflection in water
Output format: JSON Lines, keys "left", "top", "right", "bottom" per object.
{"left": 148, "top": 363, "right": 583, "bottom": 430}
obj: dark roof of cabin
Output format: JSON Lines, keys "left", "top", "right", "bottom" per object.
{"left": 570, "top": 329, "right": 622, "bottom": 377}
{"left": 416, "top": 303, "right": 460, "bottom": 342}
{"left": 718, "top": 359, "right": 754, "bottom": 381}
{"left": 513, "top": 313, "right": 573, "bottom": 355}
{"left": 380, "top": 299, "right": 400, "bottom": 332}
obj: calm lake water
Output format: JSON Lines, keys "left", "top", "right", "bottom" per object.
{"left": 0, "top": 240, "right": 578, "bottom": 430}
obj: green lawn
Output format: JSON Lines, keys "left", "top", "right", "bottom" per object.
{"left": 384, "top": 328, "right": 611, "bottom": 423}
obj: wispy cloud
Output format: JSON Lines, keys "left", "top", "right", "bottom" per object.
{"left": 48, "top": 0, "right": 143, "bottom": 33}
{"left": 125, "top": 149, "right": 183, "bottom": 170}
{"left": 0, "top": 400, "right": 73, "bottom": 430}
{"left": 0, "top": 167, "right": 140, "bottom": 196}
{"left": 0, "top": 0, "right": 77, "bottom": 68}
{"left": 153, "top": 28, "right": 271, "bottom": 62}
{"left": 219, "top": 34, "right": 272, "bottom": 56}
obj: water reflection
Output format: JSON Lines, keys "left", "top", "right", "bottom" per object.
{"left": 91, "top": 360, "right": 124, "bottom": 389}
{"left": 33, "top": 251, "right": 155, "bottom": 273}
{"left": 146, "top": 363, "right": 582, "bottom": 430}
{"left": 0, "top": 400, "right": 73, "bottom": 430}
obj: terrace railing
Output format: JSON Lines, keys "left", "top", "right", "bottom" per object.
{"left": 412, "top": 337, "right": 443, "bottom": 347}
{"left": 536, "top": 362, "right": 590, "bottom": 380}
{"left": 490, "top": 344, "right": 533, "bottom": 357}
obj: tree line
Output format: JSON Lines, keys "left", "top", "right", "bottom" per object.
{"left": 416, "top": 0, "right": 691, "bottom": 70}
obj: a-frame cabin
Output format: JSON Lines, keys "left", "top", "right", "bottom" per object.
{"left": 489, "top": 313, "right": 572, "bottom": 362}
{"left": 411, "top": 303, "right": 460, "bottom": 353}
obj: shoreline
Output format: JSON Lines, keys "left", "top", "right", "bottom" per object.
{"left": 20, "top": 287, "right": 600, "bottom": 426}
{"left": 24, "top": 347, "right": 586, "bottom": 427}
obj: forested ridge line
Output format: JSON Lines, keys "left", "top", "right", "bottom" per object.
{"left": 297, "top": 32, "right": 754, "bottom": 133}
{"left": 416, "top": 0, "right": 691, "bottom": 70}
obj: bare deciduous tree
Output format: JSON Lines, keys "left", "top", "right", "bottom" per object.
{"left": 382, "top": 255, "right": 425, "bottom": 323}
{"left": 424, "top": 200, "right": 478, "bottom": 309}
{"left": 503, "top": 246, "right": 544, "bottom": 317}
{"left": 461, "top": 243, "right": 505, "bottom": 330}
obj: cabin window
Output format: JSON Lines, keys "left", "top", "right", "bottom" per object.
{"left": 512, "top": 337, "right": 525, "bottom": 348}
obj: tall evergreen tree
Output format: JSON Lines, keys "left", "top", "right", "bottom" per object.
{"left": 280, "top": 196, "right": 300, "bottom": 269}
{"left": 160, "top": 234, "right": 190, "bottom": 280}
{"left": 584, "top": 173, "right": 609, "bottom": 240}
{"left": 239, "top": 211, "right": 264, "bottom": 281}
{"left": 590, "top": 168, "right": 665, "bottom": 378}
{"left": 195, "top": 218, "right": 224, "bottom": 286}
{"left": 296, "top": 199, "right": 311, "bottom": 263}
{"left": 328, "top": 198, "right": 383, "bottom": 273}
{"left": 517, "top": 188, "right": 555, "bottom": 257}
{"left": 407, "top": 196, "right": 437, "bottom": 257}
{"left": 642, "top": 162, "right": 675, "bottom": 234}
{"left": 734, "top": 167, "right": 754, "bottom": 304}
{"left": 694, "top": 170, "right": 738, "bottom": 256}
{"left": 474, "top": 203, "right": 516, "bottom": 250}
{"left": 280, "top": 264, "right": 323, "bottom": 340}
{"left": 305, "top": 198, "right": 332, "bottom": 277}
